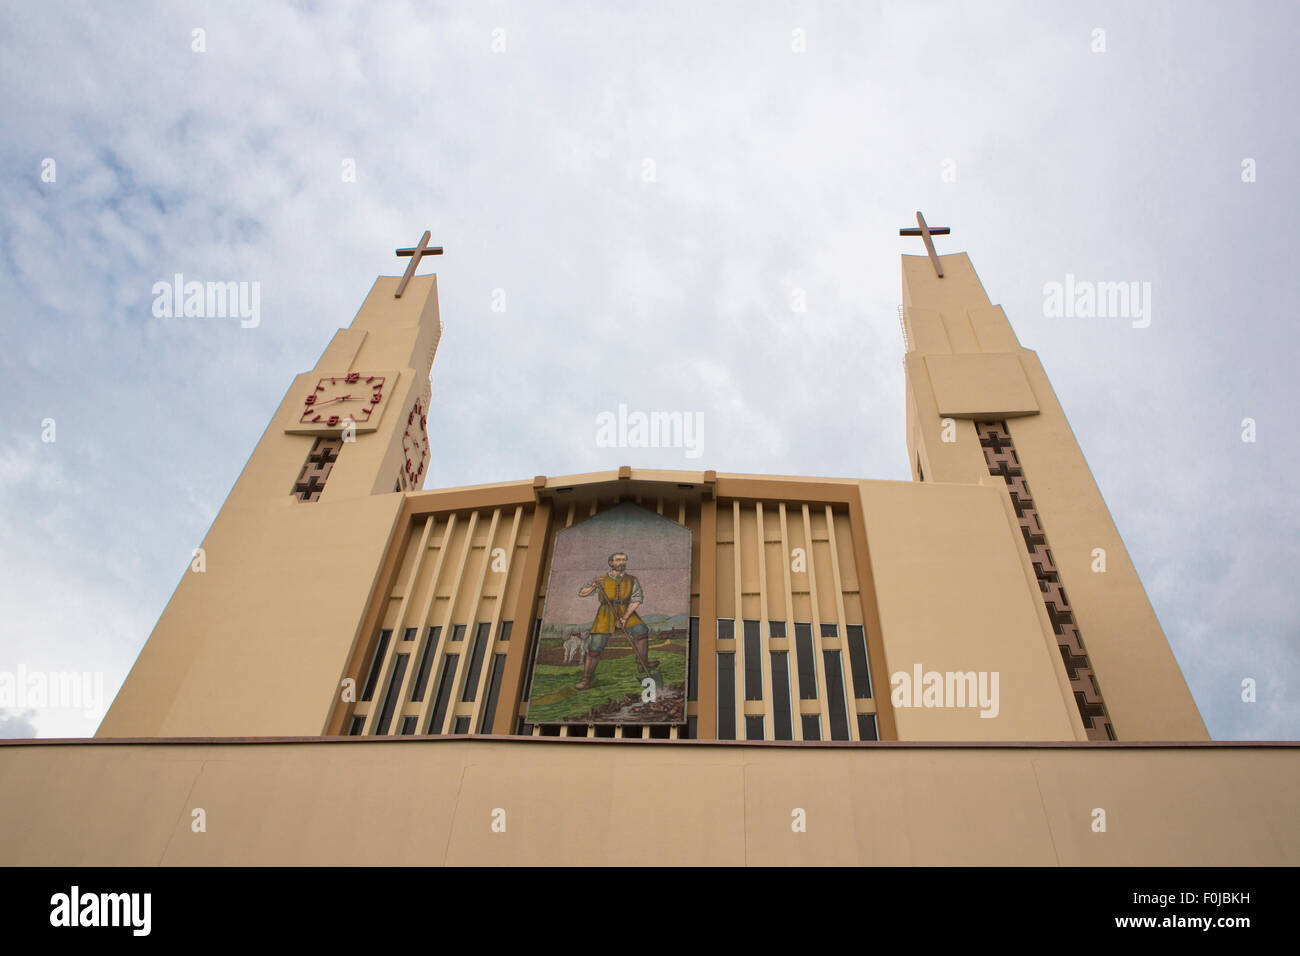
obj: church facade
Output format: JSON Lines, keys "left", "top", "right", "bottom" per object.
{"left": 3, "top": 237, "right": 1296, "bottom": 866}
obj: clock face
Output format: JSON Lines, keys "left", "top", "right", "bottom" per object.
{"left": 298, "top": 373, "right": 386, "bottom": 428}
{"left": 401, "top": 398, "right": 430, "bottom": 488}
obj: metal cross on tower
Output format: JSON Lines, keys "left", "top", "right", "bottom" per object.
{"left": 394, "top": 230, "right": 443, "bottom": 298}
{"left": 899, "top": 211, "right": 951, "bottom": 278}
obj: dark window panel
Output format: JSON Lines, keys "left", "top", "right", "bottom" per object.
{"left": 857, "top": 713, "right": 879, "bottom": 741}
{"left": 820, "top": 623, "right": 838, "bottom": 638}
{"left": 688, "top": 617, "right": 699, "bottom": 701}
{"left": 498, "top": 620, "right": 513, "bottom": 642}
{"left": 745, "top": 715, "right": 765, "bottom": 740}
{"left": 451, "top": 624, "right": 467, "bottom": 642}
{"left": 743, "top": 620, "right": 762, "bottom": 701}
{"left": 824, "top": 650, "right": 850, "bottom": 740}
{"left": 460, "top": 622, "right": 492, "bottom": 702}
{"left": 426, "top": 653, "right": 459, "bottom": 735}
{"left": 686, "top": 715, "right": 697, "bottom": 740}
{"left": 801, "top": 714, "right": 821, "bottom": 741}
{"left": 717, "top": 618, "right": 735, "bottom": 641}
{"left": 515, "top": 718, "right": 532, "bottom": 736}
{"left": 453, "top": 716, "right": 471, "bottom": 734}
{"left": 770, "top": 651, "right": 793, "bottom": 741}
{"left": 769, "top": 620, "right": 787, "bottom": 638}
{"left": 399, "top": 716, "right": 417, "bottom": 735}
{"left": 478, "top": 654, "right": 508, "bottom": 733}
{"left": 410, "top": 626, "right": 442, "bottom": 703}
{"left": 401, "top": 626, "right": 418, "bottom": 642}
{"left": 360, "top": 629, "right": 392, "bottom": 702}
{"left": 649, "top": 725, "right": 670, "bottom": 739}
{"left": 794, "top": 623, "right": 818, "bottom": 699}
{"left": 522, "top": 620, "right": 542, "bottom": 701}
{"left": 717, "top": 652, "right": 736, "bottom": 740}
{"left": 846, "top": 625, "right": 874, "bottom": 699}
{"left": 373, "top": 652, "right": 409, "bottom": 735}
{"left": 346, "top": 715, "right": 365, "bottom": 736}
{"left": 540, "top": 724, "right": 561, "bottom": 737}
{"left": 595, "top": 725, "right": 616, "bottom": 738}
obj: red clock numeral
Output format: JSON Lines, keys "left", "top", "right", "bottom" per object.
{"left": 305, "top": 395, "right": 316, "bottom": 405}
{"left": 371, "top": 392, "right": 382, "bottom": 404}
{"left": 420, "top": 416, "right": 427, "bottom": 429}
{"left": 327, "top": 415, "right": 339, "bottom": 426}
{"left": 312, "top": 415, "right": 322, "bottom": 422}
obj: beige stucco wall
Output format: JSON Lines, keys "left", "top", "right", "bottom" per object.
{"left": 858, "top": 479, "right": 1083, "bottom": 741}
{"left": 96, "top": 492, "right": 403, "bottom": 738}
{"left": 2, "top": 739, "right": 1295, "bottom": 866}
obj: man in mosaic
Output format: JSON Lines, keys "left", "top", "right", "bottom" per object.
{"left": 573, "top": 551, "right": 658, "bottom": 690}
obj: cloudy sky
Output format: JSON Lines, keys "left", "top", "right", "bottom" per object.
{"left": 1, "top": 1, "right": 1296, "bottom": 740}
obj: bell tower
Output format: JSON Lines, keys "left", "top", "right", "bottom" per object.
{"left": 899, "top": 214, "right": 1207, "bottom": 741}
{"left": 97, "top": 237, "right": 444, "bottom": 737}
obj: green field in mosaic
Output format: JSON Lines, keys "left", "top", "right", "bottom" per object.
{"left": 525, "top": 635, "right": 688, "bottom": 724}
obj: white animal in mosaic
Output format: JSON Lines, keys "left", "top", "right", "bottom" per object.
{"left": 562, "top": 630, "right": 590, "bottom": 665}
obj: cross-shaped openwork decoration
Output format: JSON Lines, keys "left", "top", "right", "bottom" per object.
{"left": 294, "top": 472, "right": 327, "bottom": 502}
{"left": 899, "top": 211, "right": 951, "bottom": 278}
{"left": 394, "top": 230, "right": 443, "bottom": 298}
